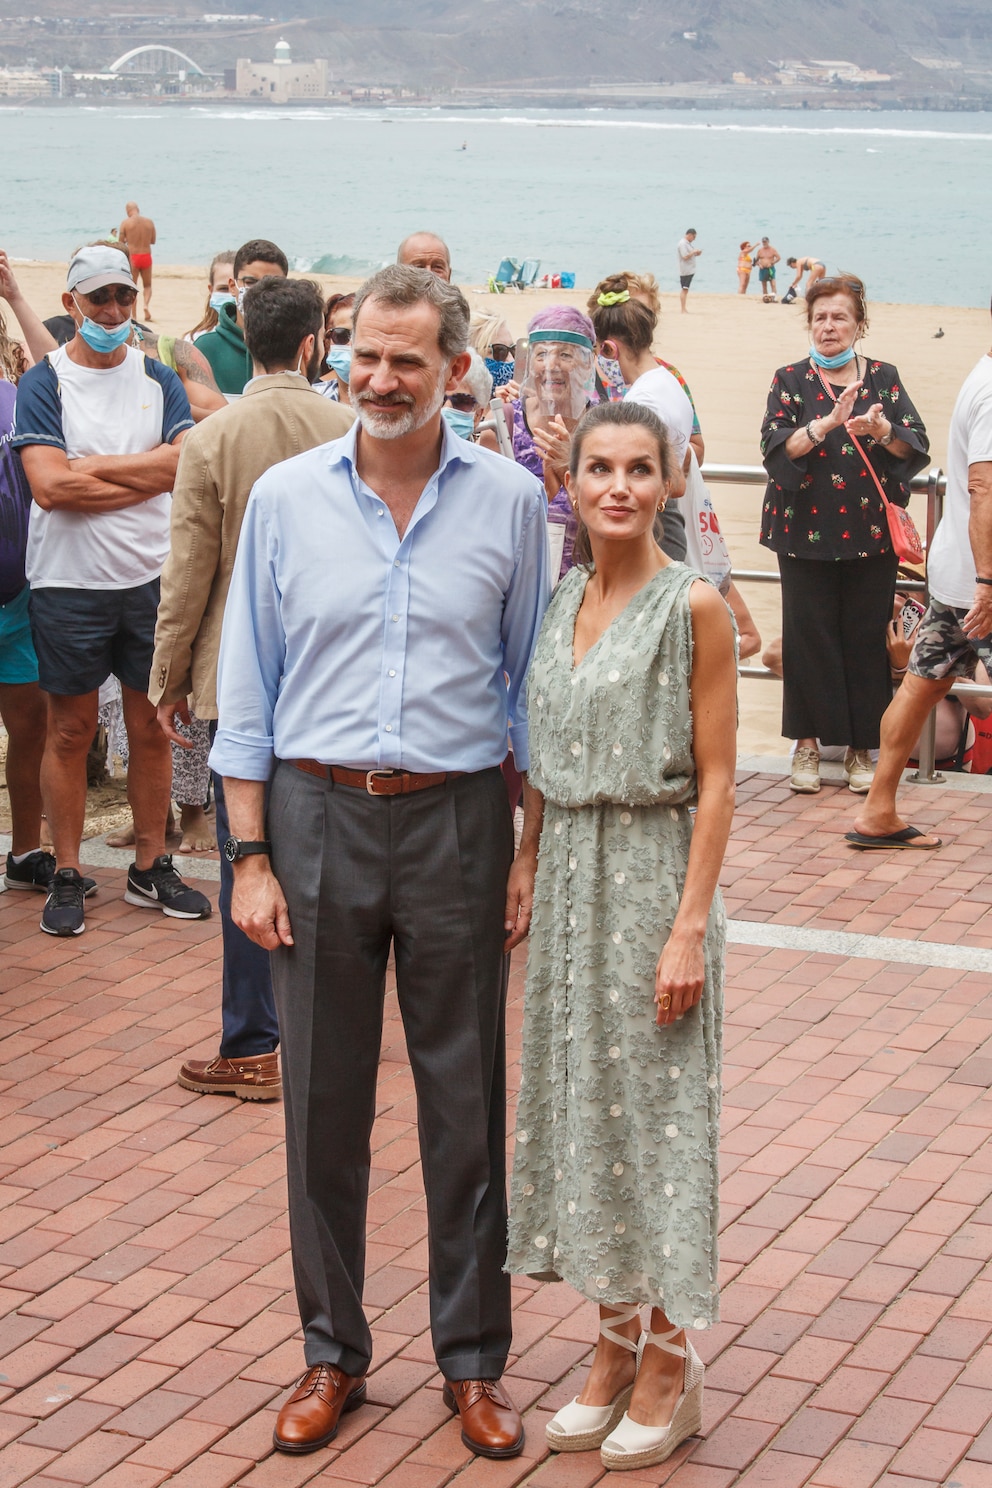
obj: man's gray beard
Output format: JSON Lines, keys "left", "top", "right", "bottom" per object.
{"left": 356, "top": 369, "right": 446, "bottom": 441}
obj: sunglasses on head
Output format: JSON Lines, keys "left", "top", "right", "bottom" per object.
{"left": 327, "top": 327, "right": 351, "bottom": 345}
{"left": 80, "top": 285, "right": 138, "bottom": 308}
{"left": 488, "top": 343, "right": 513, "bottom": 361}
{"left": 444, "top": 392, "right": 478, "bottom": 412}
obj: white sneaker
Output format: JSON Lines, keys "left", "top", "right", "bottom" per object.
{"left": 600, "top": 1326, "right": 705, "bottom": 1472}
{"left": 790, "top": 746, "right": 820, "bottom": 794}
{"left": 546, "top": 1306, "right": 643, "bottom": 1453}
{"left": 844, "top": 748, "right": 875, "bottom": 794}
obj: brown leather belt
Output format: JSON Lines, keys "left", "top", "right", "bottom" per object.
{"left": 288, "top": 759, "right": 463, "bottom": 796}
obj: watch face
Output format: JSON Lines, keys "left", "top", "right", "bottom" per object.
{"left": 223, "top": 837, "right": 239, "bottom": 863}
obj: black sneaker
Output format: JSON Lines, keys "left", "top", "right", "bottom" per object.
{"left": 6, "top": 850, "right": 97, "bottom": 898}
{"left": 124, "top": 855, "right": 211, "bottom": 920}
{"left": 40, "top": 867, "right": 87, "bottom": 937}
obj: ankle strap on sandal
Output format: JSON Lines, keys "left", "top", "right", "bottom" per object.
{"left": 644, "top": 1324, "right": 687, "bottom": 1359}
{"left": 599, "top": 1304, "right": 642, "bottom": 1353}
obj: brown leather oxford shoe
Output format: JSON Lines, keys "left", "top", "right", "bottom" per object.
{"left": 273, "top": 1363, "right": 367, "bottom": 1453}
{"left": 442, "top": 1377, "right": 524, "bottom": 1458}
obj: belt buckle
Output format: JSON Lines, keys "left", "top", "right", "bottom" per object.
{"left": 366, "top": 769, "right": 399, "bottom": 796}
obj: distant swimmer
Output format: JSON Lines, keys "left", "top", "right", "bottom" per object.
{"left": 785, "top": 255, "right": 827, "bottom": 299}
{"left": 117, "top": 201, "right": 156, "bottom": 321}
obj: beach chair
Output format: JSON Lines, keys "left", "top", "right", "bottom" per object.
{"left": 515, "top": 258, "right": 541, "bottom": 290}
{"left": 487, "top": 257, "right": 519, "bottom": 294}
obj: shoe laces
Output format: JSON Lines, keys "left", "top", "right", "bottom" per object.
{"left": 48, "top": 872, "right": 84, "bottom": 908}
{"left": 139, "top": 855, "right": 187, "bottom": 897}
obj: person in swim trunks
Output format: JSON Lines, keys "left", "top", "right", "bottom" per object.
{"left": 117, "top": 201, "right": 156, "bottom": 321}
{"left": 755, "top": 237, "right": 780, "bottom": 302}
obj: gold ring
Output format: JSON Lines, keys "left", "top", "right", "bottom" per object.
{"left": 660, "top": 993, "right": 672, "bottom": 1010}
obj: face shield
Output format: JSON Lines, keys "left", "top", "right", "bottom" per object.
{"left": 521, "top": 329, "right": 595, "bottom": 421}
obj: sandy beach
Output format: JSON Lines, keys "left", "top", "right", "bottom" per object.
{"left": 9, "top": 259, "right": 990, "bottom": 755}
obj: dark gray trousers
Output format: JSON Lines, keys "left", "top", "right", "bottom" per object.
{"left": 268, "top": 761, "right": 514, "bottom": 1381}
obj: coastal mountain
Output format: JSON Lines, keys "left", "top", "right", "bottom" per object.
{"left": 1, "top": 0, "right": 990, "bottom": 102}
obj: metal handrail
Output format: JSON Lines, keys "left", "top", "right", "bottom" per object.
{"left": 704, "top": 463, "right": 960, "bottom": 783}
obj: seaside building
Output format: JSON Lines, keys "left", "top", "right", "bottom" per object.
{"left": 232, "top": 37, "right": 329, "bottom": 102}
{"left": 0, "top": 67, "right": 62, "bottom": 98}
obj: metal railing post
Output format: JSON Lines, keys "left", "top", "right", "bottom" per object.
{"left": 700, "top": 464, "right": 965, "bottom": 787}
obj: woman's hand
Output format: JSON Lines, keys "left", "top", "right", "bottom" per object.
{"left": 886, "top": 616, "right": 917, "bottom": 673}
{"left": 496, "top": 379, "right": 520, "bottom": 404}
{"left": 846, "top": 400, "right": 890, "bottom": 442}
{"left": 654, "top": 927, "right": 705, "bottom": 1028}
{"left": 0, "top": 250, "right": 22, "bottom": 304}
{"left": 532, "top": 414, "right": 572, "bottom": 480}
{"left": 825, "top": 380, "right": 860, "bottom": 430}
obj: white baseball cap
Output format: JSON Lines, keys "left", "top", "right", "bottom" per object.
{"left": 67, "top": 244, "right": 136, "bottom": 295}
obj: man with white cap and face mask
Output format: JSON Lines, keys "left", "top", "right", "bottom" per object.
{"left": 12, "top": 242, "right": 211, "bottom": 938}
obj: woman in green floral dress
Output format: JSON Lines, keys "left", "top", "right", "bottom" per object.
{"left": 506, "top": 401, "right": 737, "bottom": 1471}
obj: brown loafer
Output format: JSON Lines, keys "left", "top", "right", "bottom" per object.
{"left": 177, "top": 1051, "right": 281, "bottom": 1100}
{"left": 443, "top": 1377, "right": 524, "bottom": 1459}
{"left": 273, "top": 1363, "right": 367, "bottom": 1453}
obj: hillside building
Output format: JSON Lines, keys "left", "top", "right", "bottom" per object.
{"left": 233, "top": 37, "right": 328, "bottom": 102}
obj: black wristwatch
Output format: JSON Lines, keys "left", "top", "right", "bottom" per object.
{"left": 223, "top": 837, "right": 272, "bottom": 863}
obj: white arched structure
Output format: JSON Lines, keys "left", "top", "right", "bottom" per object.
{"left": 108, "top": 45, "right": 206, "bottom": 75}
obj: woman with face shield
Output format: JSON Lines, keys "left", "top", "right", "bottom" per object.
{"left": 508, "top": 306, "right": 598, "bottom": 581}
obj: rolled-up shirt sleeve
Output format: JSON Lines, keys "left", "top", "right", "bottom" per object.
{"left": 208, "top": 487, "right": 286, "bottom": 781}
{"left": 502, "top": 491, "right": 551, "bottom": 772}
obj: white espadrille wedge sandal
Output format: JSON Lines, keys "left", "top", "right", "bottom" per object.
{"left": 599, "top": 1324, "right": 704, "bottom": 1472}
{"left": 545, "top": 1305, "right": 644, "bottom": 1453}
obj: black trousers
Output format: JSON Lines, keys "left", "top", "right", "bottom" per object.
{"left": 778, "top": 551, "right": 898, "bottom": 749}
{"left": 268, "top": 762, "right": 514, "bottom": 1381}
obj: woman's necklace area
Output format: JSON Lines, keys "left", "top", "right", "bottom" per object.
{"left": 823, "top": 351, "right": 863, "bottom": 389}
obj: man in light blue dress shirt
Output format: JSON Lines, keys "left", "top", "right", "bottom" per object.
{"left": 210, "top": 266, "right": 550, "bottom": 1459}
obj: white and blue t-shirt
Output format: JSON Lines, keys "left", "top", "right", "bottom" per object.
{"left": 12, "top": 344, "right": 193, "bottom": 590}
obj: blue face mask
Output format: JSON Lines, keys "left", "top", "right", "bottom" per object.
{"left": 485, "top": 357, "right": 514, "bottom": 388}
{"left": 809, "top": 344, "right": 856, "bottom": 370}
{"left": 441, "top": 405, "right": 475, "bottom": 441}
{"left": 325, "top": 345, "right": 352, "bottom": 381}
{"left": 71, "top": 298, "right": 132, "bottom": 353}
{"left": 210, "top": 290, "right": 235, "bottom": 311}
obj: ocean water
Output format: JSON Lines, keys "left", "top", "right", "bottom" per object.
{"left": 1, "top": 103, "right": 990, "bottom": 306}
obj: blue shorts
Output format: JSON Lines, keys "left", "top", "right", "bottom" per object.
{"left": 29, "top": 578, "right": 160, "bottom": 696}
{"left": 0, "top": 585, "right": 40, "bottom": 686}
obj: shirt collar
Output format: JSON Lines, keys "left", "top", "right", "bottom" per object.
{"left": 242, "top": 371, "right": 313, "bottom": 396}
{"left": 329, "top": 414, "right": 479, "bottom": 479}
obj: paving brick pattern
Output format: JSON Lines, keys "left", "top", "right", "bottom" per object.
{"left": 2, "top": 772, "right": 992, "bottom": 1484}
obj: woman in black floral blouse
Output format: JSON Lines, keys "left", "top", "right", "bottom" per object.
{"left": 760, "top": 275, "right": 929, "bottom": 795}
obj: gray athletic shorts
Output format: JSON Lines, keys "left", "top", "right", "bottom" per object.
{"left": 908, "top": 598, "right": 992, "bottom": 682}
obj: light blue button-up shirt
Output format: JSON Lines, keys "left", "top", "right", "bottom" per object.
{"left": 209, "top": 421, "right": 550, "bottom": 782}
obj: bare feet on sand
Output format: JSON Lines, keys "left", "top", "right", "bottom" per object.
{"left": 106, "top": 808, "right": 182, "bottom": 851}
{"left": 178, "top": 804, "right": 216, "bottom": 854}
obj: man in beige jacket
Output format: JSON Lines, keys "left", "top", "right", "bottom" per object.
{"left": 150, "top": 275, "right": 354, "bottom": 1099}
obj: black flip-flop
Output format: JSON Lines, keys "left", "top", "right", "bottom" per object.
{"left": 844, "top": 826, "right": 941, "bottom": 851}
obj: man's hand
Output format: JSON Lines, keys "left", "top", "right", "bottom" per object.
{"left": 156, "top": 699, "right": 194, "bottom": 747}
{"left": 504, "top": 850, "right": 536, "bottom": 952}
{"left": 232, "top": 860, "right": 294, "bottom": 950}
{"left": 962, "top": 586, "right": 992, "bottom": 641}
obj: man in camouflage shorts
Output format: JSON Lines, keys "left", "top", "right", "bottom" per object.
{"left": 848, "top": 324, "right": 992, "bottom": 850}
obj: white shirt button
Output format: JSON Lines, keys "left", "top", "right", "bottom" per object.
{"left": 388, "top": 669, "right": 396, "bottom": 677}
{"left": 385, "top": 725, "right": 392, "bottom": 732}
{"left": 377, "top": 508, "right": 384, "bottom": 516}
{"left": 391, "top": 614, "right": 399, "bottom": 622}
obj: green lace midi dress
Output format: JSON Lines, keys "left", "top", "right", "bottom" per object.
{"left": 506, "top": 561, "right": 725, "bottom": 1326}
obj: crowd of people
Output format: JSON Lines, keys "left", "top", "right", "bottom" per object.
{"left": 1, "top": 218, "right": 991, "bottom": 1473}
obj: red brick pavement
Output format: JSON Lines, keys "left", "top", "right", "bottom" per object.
{"left": 2, "top": 772, "right": 992, "bottom": 1485}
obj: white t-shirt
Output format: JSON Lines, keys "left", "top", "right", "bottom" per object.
{"left": 926, "top": 354, "right": 992, "bottom": 610}
{"left": 623, "top": 366, "right": 695, "bottom": 464}
{"left": 12, "top": 343, "right": 192, "bottom": 590}
{"left": 677, "top": 237, "right": 697, "bottom": 278}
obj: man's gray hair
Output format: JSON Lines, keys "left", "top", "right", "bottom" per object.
{"left": 354, "top": 264, "right": 469, "bottom": 361}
